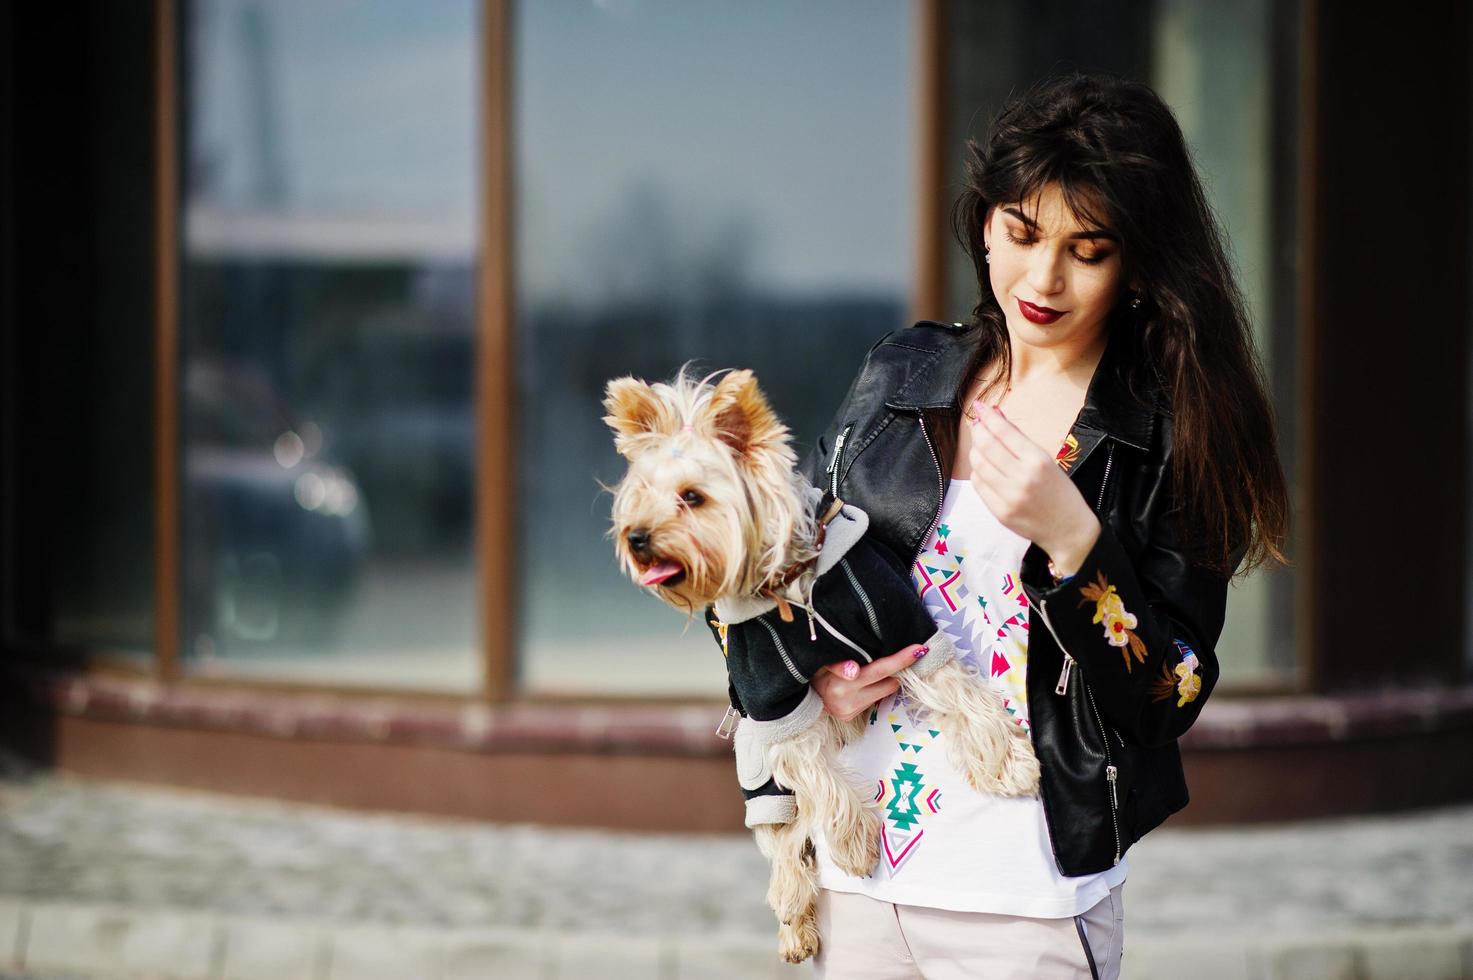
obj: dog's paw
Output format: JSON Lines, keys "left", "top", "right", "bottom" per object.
{"left": 1010, "top": 741, "right": 1042, "bottom": 796}
{"left": 957, "top": 740, "right": 1041, "bottom": 798}
{"left": 828, "top": 810, "right": 880, "bottom": 877}
{"left": 778, "top": 913, "right": 821, "bottom": 964}
{"left": 957, "top": 752, "right": 1007, "bottom": 796}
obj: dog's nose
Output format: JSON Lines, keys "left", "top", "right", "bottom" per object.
{"left": 626, "top": 529, "right": 651, "bottom": 555}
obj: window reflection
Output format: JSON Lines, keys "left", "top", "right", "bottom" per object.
{"left": 513, "top": 0, "right": 915, "bottom": 695}
{"left": 180, "top": 0, "right": 480, "bottom": 690}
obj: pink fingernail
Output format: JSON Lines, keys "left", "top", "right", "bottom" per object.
{"left": 913, "top": 646, "right": 929, "bottom": 659}
{"left": 841, "top": 661, "right": 860, "bottom": 680}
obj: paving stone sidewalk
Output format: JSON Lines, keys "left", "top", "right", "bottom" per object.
{"left": 1, "top": 767, "right": 1470, "bottom": 979}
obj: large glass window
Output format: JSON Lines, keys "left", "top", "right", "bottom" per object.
{"left": 1151, "top": 0, "right": 1299, "bottom": 684}
{"left": 513, "top": 1, "right": 916, "bottom": 695}
{"left": 179, "top": 0, "right": 481, "bottom": 691}
{"left": 945, "top": 0, "right": 1302, "bottom": 684}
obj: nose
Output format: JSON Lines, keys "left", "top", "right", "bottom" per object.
{"left": 626, "top": 529, "right": 651, "bottom": 555}
{"left": 1025, "top": 246, "right": 1065, "bottom": 297}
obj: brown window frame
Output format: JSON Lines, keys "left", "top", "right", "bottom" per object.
{"left": 150, "top": 0, "right": 520, "bottom": 702}
{"left": 145, "top": 0, "right": 1302, "bottom": 704}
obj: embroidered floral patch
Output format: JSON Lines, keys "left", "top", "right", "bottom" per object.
{"left": 1173, "top": 656, "right": 1202, "bottom": 706}
{"left": 1150, "top": 661, "right": 1177, "bottom": 703}
{"left": 1055, "top": 433, "right": 1080, "bottom": 471}
{"left": 1150, "top": 639, "right": 1203, "bottom": 706}
{"left": 1172, "top": 639, "right": 1201, "bottom": 706}
{"left": 709, "top": 615, "right": 730, "bottom": 657}
{"left": 1078, "top": 570, "right": 1147, "bottom": 671}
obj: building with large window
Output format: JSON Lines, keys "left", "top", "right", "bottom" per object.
{"left": 2, "top": 1, "right": 1469, "bottom": 830}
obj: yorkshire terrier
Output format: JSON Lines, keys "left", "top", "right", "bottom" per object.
{"left": 603, "top": 367, "right": 1039, "bottom": 964}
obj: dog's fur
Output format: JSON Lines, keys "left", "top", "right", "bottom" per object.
{"left": 604, "top": 367, "right": 1040, "bottom": 963}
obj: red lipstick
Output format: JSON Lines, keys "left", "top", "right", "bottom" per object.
{"left": 1017, "top": 298, "right": 1065, "bottom": 325}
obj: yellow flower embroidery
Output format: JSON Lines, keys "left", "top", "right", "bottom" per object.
{"left": 1151, "top": 645, "right": 1202, "bottom": 707}
{"left": 1173, "top": 653, "right": 1201, "bottom": 707}
{"left": 1078, "top": 570, "right": 1147, "bottom": 671}
{"left": 1055, "top": 433, "right": 1080, "bottom": 471}
{"left": 709, "top": 615, "right": 730, "bottom": 657}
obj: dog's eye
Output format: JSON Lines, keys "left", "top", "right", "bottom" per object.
{"left": 681, "top": 489, "right": 705, "bottom": 507}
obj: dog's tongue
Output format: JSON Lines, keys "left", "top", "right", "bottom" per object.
{"left": 639, "top": 561, "right": 683, "bottom": 586}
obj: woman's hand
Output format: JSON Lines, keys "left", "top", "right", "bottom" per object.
{"left": 969, "top": 403, "right": 1101, "bottom": 576}
{"left": 814, "top": 644, "right": 929, "bottom": 721}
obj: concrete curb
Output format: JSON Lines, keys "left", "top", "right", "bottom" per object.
{"left": 2, "top": 898, "right": 1470, "bottom": 980}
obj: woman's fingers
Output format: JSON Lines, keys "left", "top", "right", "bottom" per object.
{"left": 815, "top": 643, "right": 929, "bottom": 720}
{"left": 980, "top": 405, "right": 1049, "bottom": 460}
{"left": 969, "top": 443, "right": 1012, "bottom": 512}
{"left": 820, "top": 660, "right": 863, "bottom": 680}
{"left": 818, "top": 674, "right": 901, "bottom": 722}
{"left": 812, "top": 668, "right": 862, "bottom": 719}
{"left": 972, "top": 424, "right": 1017, "bottom": 474}
{"left": 858, "top": 642, "right": 929, "bottom": 680}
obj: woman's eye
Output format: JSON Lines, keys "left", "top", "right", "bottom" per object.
{"left": 1004, "top": 226, "right": 1113, "bottom": 265}
{"left": 681, "top": 489, "right": 705, "bottom": 507}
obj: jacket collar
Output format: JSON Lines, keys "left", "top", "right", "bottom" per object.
{"left": 884, "top": 321, "right": 1158, "bottom": 453}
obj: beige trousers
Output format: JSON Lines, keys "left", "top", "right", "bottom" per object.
{"left": 811, "top": 883, "right": 1124, "bottom": 980}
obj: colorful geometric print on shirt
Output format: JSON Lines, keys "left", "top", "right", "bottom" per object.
{"left": 855, "top": 485, "right": 1035, "bottom": 876}
{"left": 911, "top": 519, "right": 1032, "bottom": 732}
{"left": 813, "top": 480, "right": 1128, "bottom": 914}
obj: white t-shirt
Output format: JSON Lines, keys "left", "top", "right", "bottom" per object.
{"left": 813, "top": 479, "right": 1128, "bottom": 918}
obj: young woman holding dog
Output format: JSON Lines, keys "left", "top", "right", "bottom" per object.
{"left": 802, "top": 74, "right": 1289, "bottom": 978}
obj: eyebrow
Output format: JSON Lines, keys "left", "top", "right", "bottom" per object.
{"left": 1003, "top": 206, "right": 1119, "bottom": 242}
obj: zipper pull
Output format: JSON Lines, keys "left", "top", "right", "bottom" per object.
{"left": 1055, "top": 654, "right": 1075, "bottom": 696}
{"left": 825, "top": 425, "right": 852, "bottom": 475}
{"left": 715, "top": 706, "right": 740, "bottom": 740}
{"left": 1106, "top": 764, "right": 1119, "bottom": 809}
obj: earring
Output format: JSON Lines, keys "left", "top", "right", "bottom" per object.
{"left": 984, "top": 246, "right": 991, "bottom": 265}
{"left": 1129, "top": 293, "right": 1142, "bottom": 309}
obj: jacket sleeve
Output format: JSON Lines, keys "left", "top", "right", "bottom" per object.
{"left": 1023, "top": 473, "right": 1244, "bottom": 748}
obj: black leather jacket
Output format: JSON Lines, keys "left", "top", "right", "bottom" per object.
{"left": 803, "top": 319, "right": 1242, "bottom": 876}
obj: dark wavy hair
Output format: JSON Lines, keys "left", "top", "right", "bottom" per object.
{"left": 950, "top": 73, "right": 1288, "bottom": 577}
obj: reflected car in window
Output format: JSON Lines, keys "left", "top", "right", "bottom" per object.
{"left": 182, "top": 357, "right": 371, "bottom": 657}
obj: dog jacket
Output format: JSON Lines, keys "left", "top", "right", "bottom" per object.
{"left": 706, "top": 488, "right": 957, "bottom": 827}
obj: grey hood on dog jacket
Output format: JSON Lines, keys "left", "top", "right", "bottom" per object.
{"left": 705, "top": 487, "right": 957, "bottom": 828}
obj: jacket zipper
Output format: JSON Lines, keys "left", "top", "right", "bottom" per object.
{"left": 1054, "top": 655, "right": 1074, "bottom": 696}
{"left": 756, "top": 617, "right": 808, "bottom": 685}
{"left": 1052, "top": 439, "right": 1117, "bottom": 696}
{"left": 1033, "top": 438, "right": 1124, "bottom": 866}
{"left": 910, "top": 414, "right": 945, "bottom": 572}
{"left": 1096, "top": 441, "right": 1115, "bottom": 512}
{"left": 825, "top": 423, "right": 854, "bottom": 497}
{"left": 1033, "top": 595, "right": 1122, "bottom": 865}
{"left": 839, "top": 557, "right": 882, "bottom": 644}
{"left": 1084, "top": 679, "right": 1123, "bottom": 866}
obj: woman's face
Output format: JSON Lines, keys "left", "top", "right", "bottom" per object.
{"left": 983, "top": 182, "right": 1129, "bottom": 353}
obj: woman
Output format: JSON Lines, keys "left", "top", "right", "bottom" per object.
{"left": 802, "top": 74, "right": 1289, "bottom": 978}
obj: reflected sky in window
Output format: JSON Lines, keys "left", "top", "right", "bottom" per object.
{"left": 513, "top": 0, "right": 915, "bottom": 695}
{"left": 188, "top": 0, "right": 477, "bottom": 218}
{"left": 516, "top": 0, "right": 912, "bottom": 306}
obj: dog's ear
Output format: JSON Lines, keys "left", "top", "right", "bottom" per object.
{"left": 603, "top": 376, "right": 675, "bottom": 457}
{"left": 703, "top": 369, "right": 789, "bottom": 459}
